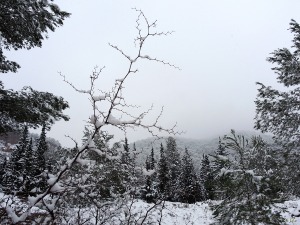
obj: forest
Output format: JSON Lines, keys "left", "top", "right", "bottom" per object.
{"left": 1, "top": 1, "right": 300, "bottom": 224}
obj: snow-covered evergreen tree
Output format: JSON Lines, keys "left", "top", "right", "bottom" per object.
{"left": 12, "top": 126, "right": 29, "bottom": 174}
{"left": 2, "top": 126, "right": 29, "bottom": 193}
{"left": 210, "top": 138, "right": 230, "bottom": 200}
{"left": 255, "top": 19, "right": 300, "bottom": 149}
{"left": 212, "top": 130, "right": 285, "bottom": 225}
{"left": 178, "top": 148, "right": 202, "bottom": 203}
{"left": 33, "top": 124, "right": 48, "bottom": 192}
{"left": 141, "top": 148, "right": 157, "bottom": 203}
{"left": 165, "top": 137, "right": 181, "bottom": 201}
{"left": 35, "top": 125, "right": 47, "bottom": 174}
{"left": 22, "top": 138, "right": 34, "bottom": 195}
{"left": 0, "top": 0, "right": 70, "bottom": 73}
{"left": 157, "top": 143, "right": 169, "bottom": 199}
{"left": 200, "top": 154, "right": 214, "bottom": 200}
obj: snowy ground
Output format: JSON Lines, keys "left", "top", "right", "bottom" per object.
{"left": 117, "top": 199, "right": 300, "bottom": 225}
{"left": 126, "top": 200, "right": 215, "bottom": 225}
{"left": 1, "top": 192, "right": 300, "bottom": 224}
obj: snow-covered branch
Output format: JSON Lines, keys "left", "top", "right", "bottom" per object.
{"left": 4, "top": 9, "right": 181, "bottom": 224}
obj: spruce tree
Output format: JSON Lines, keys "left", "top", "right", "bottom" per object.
{"left": 12, "top": 126, "right": 29, "bottom": 173}
{"left": 179, "top": 148, "right": 202, "bottom": 203}
{"left": 200, "top": 154, "right": 215, "bottom": 200}
{"left": 23, "top": 138, "right": 34, "bottom": 195}
{"left": 35, "top": 125, "right": 47, "bottom": 175}
{"left": 122, "top": 137, "right": 130, "bottom": 162}
{"left": 2, "top": 126, "right": 29, "bottom": 194}
{"left": 157, "top": 143, "right": 169, "bottom": 199}
{"left": 0, "top": 156, "right": 7, "bottom": 189}
{"left": 255, "top": 19, "right": 300, "bottom": 148}
{"left": 1, "top": 160, "right": 19, "bottom": 194}
{"left": 141, "top": 153, "right": 156, "bottom": 203}
{"left": 211, "top": 138, "right": 230, "bottom": 200}
{"left": 150, "top": 147, "right": 155, "bottom": 170}
{"left": 121, "top": 137, "right": 133, "bottom": 188}
{"left": 33, "top": 125, "right": 48, "bottom": 192}
{"left": 165, "top": 137, "right": 181, "bottom": 201}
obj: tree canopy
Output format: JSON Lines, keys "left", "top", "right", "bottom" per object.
{"left": 255, "top": 20, "right": 300, "bottom": 148}
{"left": 0, "top": 0, "right": 70, "bottom": 73}
{"left": 0, "top": 81, "right": 69, "bottom": 134}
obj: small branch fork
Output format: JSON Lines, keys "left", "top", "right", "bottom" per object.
{"left": 7, "top": 9, "right": 182, "bottom": 223}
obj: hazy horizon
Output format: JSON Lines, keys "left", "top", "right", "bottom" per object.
{"left": 2, "top": 0, "right": 299, "bottom": 147}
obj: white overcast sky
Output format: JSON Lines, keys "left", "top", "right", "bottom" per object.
{"left": 2, "top": 0, "right": 300, "bottom": 147}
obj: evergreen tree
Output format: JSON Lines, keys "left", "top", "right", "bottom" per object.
{"left": 150, "top": 147, "right": 155, "bottom": 170}
{"left": 279, "top": 150, "right": 300, "bottom": 197}
{"left": 179, "top": 148, "right": 202, "bottom": 203}
{"left": 80, "top": 129, "right": 125, "bottom": 200}
{"left": 165, "top": 137, "right": 181, "bottom": 201}
{"left": 1, "top": 160, "right": 19, "bottom": 194}
{"left": 35, "top": 125, "right": 47, "bottom": 174}
{"left": 0, "top": 156, "right": 7, "bottom": 189}
{"left": 82, "top": 126, "right": 113, "bottom": 162}
{"left": 141, "top": 152, "right": 157, "bottom": 203}
{"left": 23, "top": 138, "right": 34, "bottom": 195}
{"left": 1, "top": 126, "right": 29, "bottom": 194}
{"left": 157, "top": 143, "right": 169, "bottom": 199}
{"left": 0, "top": 82, "right": 69, "bottom": 135}
{"left": 0, "top": 0, "right": 70, "bottom": 73}
{"left": 199, "top": 154, "right": 215, "bottom": 200}
{"left": 213, "top": 138, "right": 229, "bottom": 171}
{"left": 121, "top": 137, "right": 130, "bottom": 165}
{"left": 255, "top": 19, "right": 300, "bottom": 148}
{"left": 33, "top": 125, "right": 48, "bottom": 192}
{"left": 11, "top": 126, "right": 29, "bottom": 173}
{"left": 121, "top": 137, "right": 134, "bottom": 189}
{"left": 211, "top": 138, "right": 230, "bottom": 200}
{"left": 212, "top": 131, "right": 285, "bottom": 225}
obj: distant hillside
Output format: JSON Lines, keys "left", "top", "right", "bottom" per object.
{"left": 131, "top": 130, "right": 274, "bottom": 170}
{"left": 0, "top": 132, "right": 62, "bottom": 161}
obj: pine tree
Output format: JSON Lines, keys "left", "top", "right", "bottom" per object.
{"left": 11, "top": 126, "right": 29, "bottom": 173}
{"left": 35, "top": 125, "right": 47, "bottom": 175}
{"left": 23, "top": 138, "right": 34, "bottom": 195}
{"left": 0, "top": 82, "right": 69, "bottom": 135}
{"left": 121, "top": 137, "right": 130, "bottom": 165}
{"left": 150, "top": 147, "right": 155, "bottom": 170}
{"left": 0, "top": 0, "right": 70, "bottom": 73}
{"left": 199, "top": 154, "right": 214, "bottom": 200}
{"left": 157, "top": 143, "right": 169, "bottom": 199}
{"left": 255, "top": 19, "right": 300, "bottom": 148}
{"left": 121, "top": 137, "right": 134, "bottom": 189}
{"left": 141, "top": 152, "right": 157, "bottom": 203}
{"left": 212, "top": 131, "right": 285, "bottom": 225}
{"left": 179, "top": 148, "right": 202, "bottom": 203}
{"left": 33, "top": 125, "right": 48, "bottom": 193}
{"left": 2, "top": 126, "right": 29, "bottom": 194}
{"left": 165, "top": 137, "right": 181, "bottom": 201}
{"left": 1, "top": 160, "right": 19, "bottom": 194}
{"left": 0, "top": 156, "right": 7, "bottom": 189}
{"left": 211, "top": 138, "right": 230, "bottom": 200}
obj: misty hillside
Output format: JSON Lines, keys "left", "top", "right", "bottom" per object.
{"left": 131, "top": 130, "right": 274, "bottom": 168}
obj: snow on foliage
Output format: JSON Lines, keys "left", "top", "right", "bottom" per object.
{"left": 142, "top": 168, "right": 155, "bottom": 176}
